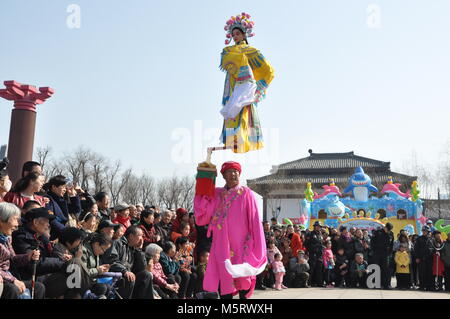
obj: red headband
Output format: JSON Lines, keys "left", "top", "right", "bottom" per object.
{"left": 220, "top": 161, "right": 242, "bottom": 175}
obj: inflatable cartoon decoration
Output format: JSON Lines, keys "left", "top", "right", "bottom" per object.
{"left": 343, "top": 167, "right": 378, "bottom": 202}
{"left": 314, "top": 179, "right": 342, "bottom": 199}
{"left": 382, "top": 176, "right": 411, "bottom": 199}
{"left": 326, "top": 195, "right": 351, "bottom": 218}
{"left": 435, "top": 219, "right": 450, "bottom": 234}
{"left": 299, "top": 171, "right": 426, "bottom": 236}
{"left": 283, "top": 218, "right": 293, "bottom": 226}
{"left": 305, "top": 182, "right": 315, "bottom": 202}
{"left": 409, "top": 181, "right": 420, "bottom": 202}
{"left": 403, "top": 224, "right": 416, "bottom": 235}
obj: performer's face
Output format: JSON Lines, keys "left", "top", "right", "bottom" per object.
{"left": 223, "top": 169, "right": 240, "bottom": 188}
{"left": 232, "top": 28, "right": 245, "bottom": 43}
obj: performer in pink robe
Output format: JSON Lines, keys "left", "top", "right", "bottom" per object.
{"left": 194, "top": 161, "right": 267, "bottom": 298}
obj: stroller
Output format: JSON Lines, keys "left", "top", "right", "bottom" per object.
{"left": 83, "top": 272, "right": 123, "bottom": 299}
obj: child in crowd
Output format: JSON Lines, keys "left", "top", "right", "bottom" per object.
{"left": 267, "top": 239, "right": 281, "bottom": 264}
{"left": 334, "top": 247, "right": 349, "bottom": 288}
{"left": 349, "top": 253, "right": 368, "bottom": 288}
{"left": 289, "top": 250, "right": 310, "bottom": 288}
{"left": 323, "top": 241, "right": 335, "bottom": 288}
{"left": 272, "top": 253, "right": 287, "bottom": 290}
{"left": 394, "top": 243, "right": 411, "bottom": 289}
{"left": 194, "top": 251, "right": 218, "bottom": 299}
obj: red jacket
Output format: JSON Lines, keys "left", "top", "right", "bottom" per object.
{"left": 113, "top": 216, "right": 131, "bottom": 229}
{"left": 152, "top": 261, "right": 168, "bottom": 287}
{"left": 290, "top": 233, "right": 305, "bottom": 255}
{"left": 138, "top": 223, "right": 159, "bottom": 248}
{"left": 3, "top": 192, "right": 46, "bottom": 208}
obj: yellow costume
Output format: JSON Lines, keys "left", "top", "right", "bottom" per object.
{"left": 219, "top": 41, "right": 274, "bottom": 153}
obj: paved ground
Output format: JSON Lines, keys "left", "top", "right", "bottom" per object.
{"left": 252, "top": 287, "right": 450, "bottom": 299}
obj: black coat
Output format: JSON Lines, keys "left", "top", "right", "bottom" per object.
{"left": 370, "top": 229, "right": 394, "bottom": 256}
{"left": 109, "top": 237, "right": 145, "bottom": 275}
{"left": 353, "top": 238, "right": 369, "bottom": 260}
{"left": 11, "top": 226, "right": 66, "bottom": 280}
{"left": 334, "top": 254, "right": 349, "bottom": 275}
{"left": 413, "top": 235, "right": 433, "bottom": 260}
{"left": 304, "top": 230, "right": 323, "bottom": 260}
{"left": 155, "top": 221, "right": 172, "bottom": 247}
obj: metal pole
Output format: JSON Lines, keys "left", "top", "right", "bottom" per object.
{"left": 438, "top": 188, "right": 441, "bottom": 220}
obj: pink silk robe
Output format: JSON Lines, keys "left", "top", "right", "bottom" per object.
{"left": 194, "top": 185, "right": 267, "bottom": 298}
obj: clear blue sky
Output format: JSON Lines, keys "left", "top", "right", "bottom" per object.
{"left": 1, "top": 0, "right": 450, "bottom": 188}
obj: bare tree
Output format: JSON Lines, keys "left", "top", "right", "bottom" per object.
{"left": 105, "top": 160, "right": 133, "bottom": 206}
{"left": 35, "top": 146, "right": 52, "bottom": 172}
{"left": 157, "top": 175, "right": 194, "bottom": 211}
{"left": 138, "top": 174, "right": 157, "bottom": 206}
{"left": 91, "top": 153, "right": 108, "bottom": 194}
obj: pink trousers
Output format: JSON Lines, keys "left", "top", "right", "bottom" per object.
{"left": 274, "top": 272, "right": 285, "bottom": 289}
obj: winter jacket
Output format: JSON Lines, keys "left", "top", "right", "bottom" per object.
{"left": 80, "top": 242, "right": 101, "bottom": 287}
{"left": 152, "top": 261, "right": 168, "bottom": 288}
{"left": 289, "top": 257, "right": 310, "bottom": 274}
{"left": 45, "top": 191, "right": 82, "bottom": 240}
{"left": 304, "top": 230, "right": 323, "bottom": 259}
{"left": 353, "top": 238, "right": 370, "bottom": 260}
{"left": 394, "top": 250, "right": 410, "bottom": 274}
{"left": 370, "top": 229, "right": 394, "bottom": 256}
{"left": 413, "top": 235, "right": 433, "bottom": 261}
{"left": 113, "top": 216, "right": 131, "bottom": 229}
{"left": 267, "top": 246, "right": 281, "bottom": 264}
{"left": 289, "top": 232, "right": 305, "bottom": 255}
{"left": 109, "top": 237, "right": 135, "bottom": 274}
{"left": 11, "top": 226, "right": 66, "bottom": 280}
{"left": 349, "top": 260, "right": 368, "bottom": 277}
{"left": 432, "top": 239, "right": 445, "bottom": 276}
{"left": 159, "top": 251, "right": 180, "bottom": 276}
{"left": 138, "top": 222, "right": 159, "bottom": 249}
{"left": 0, "top": 236, "right": 30, "bottom": 283}
{"left": 334, "top": 254, "right": 349, "bottom": 273}
{"left": 3, "top": 192, "right": 46, "bottom": 208}
{"left": 322, "top": 248, "right": 335, "bottom": 269}
{"left": 155, "top": 222, "right": 172, "bottom": 247}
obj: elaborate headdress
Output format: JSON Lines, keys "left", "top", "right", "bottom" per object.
{"left": 224, "top": 12, "right": 255, "bottom": 45}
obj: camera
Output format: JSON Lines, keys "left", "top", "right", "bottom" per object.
{"left": 0, "top": 157, "right": 9, "bottom": 171}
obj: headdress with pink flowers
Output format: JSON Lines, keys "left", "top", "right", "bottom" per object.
{"left": 224, "top": 12, "right": 255, "bottom": 45}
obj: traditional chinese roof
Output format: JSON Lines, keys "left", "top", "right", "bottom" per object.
{"left": 247, "top": 150, "right": 417, "bottom": 196}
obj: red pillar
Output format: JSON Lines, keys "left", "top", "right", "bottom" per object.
{"left": 0, "top": 80, "right": 54, "bottom": 184}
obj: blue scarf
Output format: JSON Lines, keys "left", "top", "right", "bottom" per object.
{"left": 0, "top": 232, "right": 9, "bottom": 245}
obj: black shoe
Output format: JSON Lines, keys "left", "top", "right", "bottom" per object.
{"left": 255, "top": 285, "right": 267, "bottom": 291}
{"left": 383, "top": 286, "right": 393, "bottom": 290}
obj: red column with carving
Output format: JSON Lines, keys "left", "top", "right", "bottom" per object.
{"left": 0, "top": 80, "right": 54, "bottom": 183}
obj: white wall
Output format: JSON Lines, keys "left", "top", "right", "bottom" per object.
{"left": 267, "top": 198, "right": 301, "bottom": 221}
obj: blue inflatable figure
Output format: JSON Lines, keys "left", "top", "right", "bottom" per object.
{"left": 344, "top": 167, "right": 378, "bottom": 202}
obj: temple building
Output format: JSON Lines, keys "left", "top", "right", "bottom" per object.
{"left": 247, "top": 150, "right": 417, "bottom": 222}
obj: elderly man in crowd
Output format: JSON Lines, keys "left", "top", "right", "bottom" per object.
{"left": 155, "top": 210, "right": 173, "bottom": 247}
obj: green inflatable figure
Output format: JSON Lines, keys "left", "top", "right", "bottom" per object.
{"left": 410, "top": 181, "right": 420, "bottom": 202}
{"left": 305, "top": 182, "right": 315, "bottom": 202}
{"left": 435, "top": 219, "right": 450, "bottom": 234}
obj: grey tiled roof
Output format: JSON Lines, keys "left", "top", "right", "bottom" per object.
{"left": 247, "top": 151, "right": 417, "bottom": 193}
{"left": 247, "top": 172, "right": 414, "bottom": 186}
{"left": 276, "top": 151, "right": 390, "bottom": 171}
